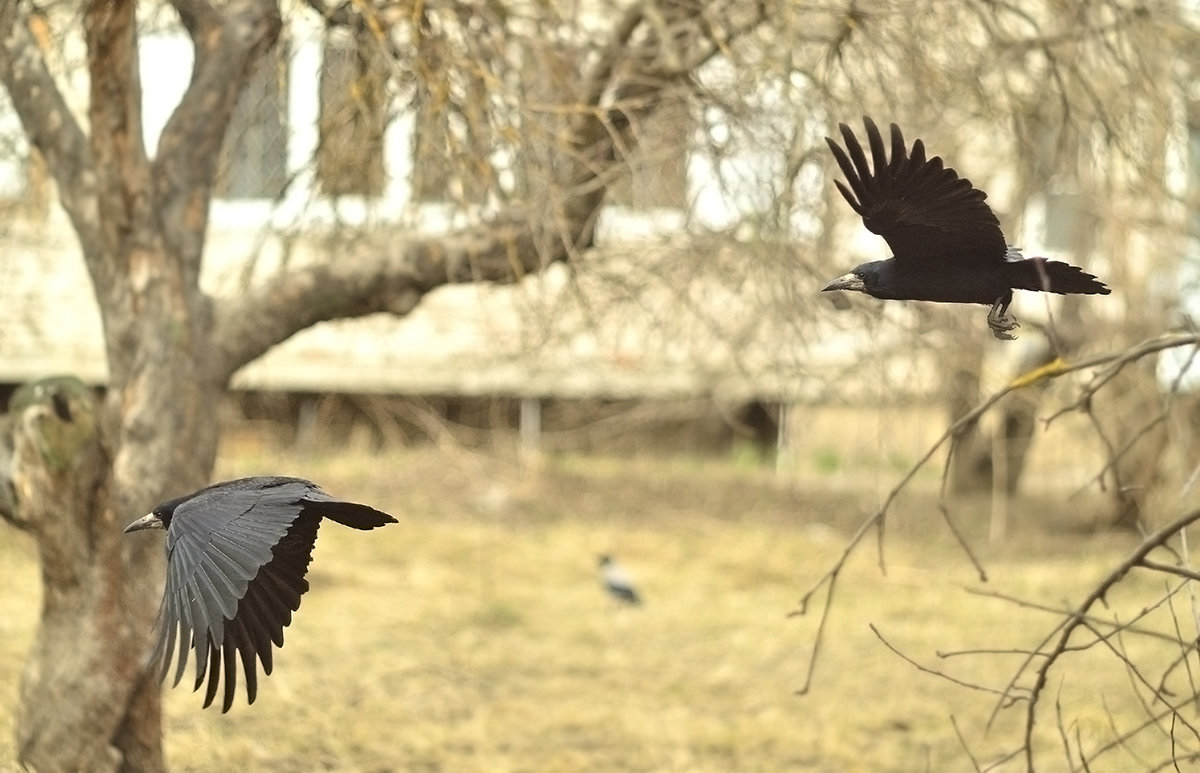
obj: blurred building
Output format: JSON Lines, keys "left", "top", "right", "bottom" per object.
{"left": 0, "top": 6, "right": 1192, "bottom": 481}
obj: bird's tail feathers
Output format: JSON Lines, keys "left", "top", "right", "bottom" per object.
{"left": 308, "top": 500, "right": 397, "bottom": 530}
{"left": 1008, "top": 258, "right": 1110, "bottom": 296}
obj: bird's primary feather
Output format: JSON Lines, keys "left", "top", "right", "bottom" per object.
{"left": 131, "top": 476, "right": 396, "bottom": 712}
{"left": 826, "top": 118, "right": 1007, "bottom": 266}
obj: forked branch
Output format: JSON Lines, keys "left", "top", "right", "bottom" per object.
{"left": 794, "top": 330, "right": 1200, "bottom": 770}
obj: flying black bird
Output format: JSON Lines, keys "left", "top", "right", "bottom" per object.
{"left": 821, "top": 117, "right": 1110, "bottom": 339}
{"left": 598, "top": 554, "right": 641, "bottom": 605}
{"left": 123, "top": 476, "right": 397, "bottom": 712}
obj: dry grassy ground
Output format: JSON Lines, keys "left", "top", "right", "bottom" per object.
{"left": 0, "top": 440, "right": 1176, "bottom": 771}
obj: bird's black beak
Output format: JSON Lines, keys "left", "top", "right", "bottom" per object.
{"left": 821, "top": 273, "right": 866, "bottom": 293}
{"left": 123, "top": 513, "right": 163, "bottom": 533}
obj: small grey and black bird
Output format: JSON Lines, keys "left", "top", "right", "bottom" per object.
{"left": 124, "top": 476, "right": 397, "bottom": 712}
{"left": 821, "top": 117, "right": 1110, "bottom": 339}
{"left": 598, "top": 554, "right": 641, "bottom": 605}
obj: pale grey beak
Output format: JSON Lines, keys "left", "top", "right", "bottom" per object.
{"left": 123, "top": 513, "right": 163, "bottom": 533}
{"left": 821, "top": 273, "right": 866, "bottom": 293}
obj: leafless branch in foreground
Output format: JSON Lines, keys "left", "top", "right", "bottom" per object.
{"left": 794, "top": 331, "right": 1200, "bottom": 769}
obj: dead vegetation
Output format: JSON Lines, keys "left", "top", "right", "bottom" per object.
{"left": 0, "top": 435, "right": 1159, "bottom": 771}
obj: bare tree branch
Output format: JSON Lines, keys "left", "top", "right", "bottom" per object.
{"left": 794, "top": 329, "right": 1200, "bottom": 767}
{"left": 210, "top": 1, "right": 771, "bottom": 384}
{"left": 169, "top": 0, "right": 219, "bottom": 29}
{"left": 210, "top": 218, "right": 544, "bottom": 381}
{"left": 1012, "top": 508, "right": 1200, "bottom": 770}
{"left": 157, "top": 0, "right": 281, "bottom": 280}
{"left": 0, "top": 1, "right": 99, "bottom": 246}
{"left": 870, "top": 623, "right": 1012, "bottom": 699}
{"left": 83, "top": 0, "right": 153, "bottom": 293}
{"left": 951, "top": 714, "right": 986, "bottom": 773}
{"left": 1141, "top": 560, "right": 1200, "bottom": 584}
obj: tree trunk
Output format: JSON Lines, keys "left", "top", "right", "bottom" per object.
{"left": 1093, "top": 361, "right": 1171, "bottom": 529}
{"left": 7, "top": 370, "right": 217, "bottom": 772}
{"left": 0, "top": 2, "right": 767, "bottom": 769}
{"left": 947, "top": 329, "right": 992, "bottom": 493}
{"left": 8, "top": 299, "right": 221, "bottom": 773}
{"left": 992, "top": 347, "right": 1059, "bottom": 494}
{"left": 0, "top": 2, "right": 273, "bottom": 767}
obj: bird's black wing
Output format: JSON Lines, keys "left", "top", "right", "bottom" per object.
{"left": 157, "top": 478, "right": 311, "bottom": 711}
{"left": 826, "top": 117, "right": 1008, "bottom": 265}
{"left": 198, "top": 511, "right": 321, "bottom": 712}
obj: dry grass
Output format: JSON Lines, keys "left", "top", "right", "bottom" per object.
{"left": 0, "top": 440, "right": 1177, "bottom": 771}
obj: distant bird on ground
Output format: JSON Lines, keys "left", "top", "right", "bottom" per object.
{"left": 598, "top": 554, "right": 641, "bottom": 605}
{"left": 821, "top": 117, "right": 1110, "bottom": 339}
{"left": 124, "top": 476, "right": 397, "bottom": 712}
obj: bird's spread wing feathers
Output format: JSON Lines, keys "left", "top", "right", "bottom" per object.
{"left": 196, "top": 513, "right": 320, "bottom": 711}
{"left": 827, "top": 117, "right": 1008, "bottom": 265}
{"left": 157, "top": 479, "right": 323, "bottom": 711}
{"left": 137, "top": 476, "right": 398, "bottom": 712}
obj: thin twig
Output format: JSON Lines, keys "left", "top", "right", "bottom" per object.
{"left": 951, "top": 714, "right": 985, "bottom": 773}
{"left": 870, "top": 623, "right": 1012, "bottom": 698}
{"left": 1021, "top": 508, "right": 1200, "bottom": 770}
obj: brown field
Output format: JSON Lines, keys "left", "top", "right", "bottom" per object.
{"left": 0, "top": 437, "right": 1186, "bottom": 772}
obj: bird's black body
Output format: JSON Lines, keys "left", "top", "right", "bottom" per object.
{"left": 822, "top": 118, "right": 1109, "bottom": 338}
{"left": 598, "top": 554, "right": 641, "bottom": 605}
{"left": 124, "top": 476, "right": 396, "bottom": 712}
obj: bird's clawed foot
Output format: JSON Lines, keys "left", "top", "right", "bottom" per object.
{"left": 987, "top": 299, "right": 1020, "bottom": 340}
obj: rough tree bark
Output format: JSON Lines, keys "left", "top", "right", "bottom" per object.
{"left": 0, "top": 2, "right": 280, "bottom": 768}
{"left": 0, "top": 1, "right": 766, "bottom": 769}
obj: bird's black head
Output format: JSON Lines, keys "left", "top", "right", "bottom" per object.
{"left": 122, "top": 497, "right": 184, "bottom": 534}
{"left": 821, "top": 261, "right": 889, "bottom": 299}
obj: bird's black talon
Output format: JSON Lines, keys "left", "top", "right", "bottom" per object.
{"left": 985, "top": 296, "right": 1021, "bottom": 340}
{"left": 990, "top": 325, "right": 1018, "bottom": 341}
{"left": 986, "top": 311, "right": 1020, "bottom": 340}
